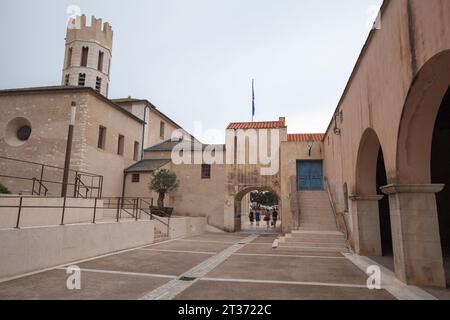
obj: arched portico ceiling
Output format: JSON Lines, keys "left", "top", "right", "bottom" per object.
{"left": 396, "top": 50, "right": 450, "bottom": 184}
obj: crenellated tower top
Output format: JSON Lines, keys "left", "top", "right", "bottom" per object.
{"left": 66, "top": 15, "right": 113, "bottom": 49}
{"left": 62, "top": 15, "right": 113, "bottom": 97}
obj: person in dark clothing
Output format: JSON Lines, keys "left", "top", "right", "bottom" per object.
{"left": 272, "top": 210, "right": 279, "bottom": 228}
{"left": 249, "top": 211, "right": 255, "bottom": 225}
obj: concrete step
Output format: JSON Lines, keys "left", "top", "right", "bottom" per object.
{"left": 277, "top": 243, "right": 348, "bottom": 253}
{"left": 281, "top": 240, "right": 346, "bottom": 248}
{"left": 284, "top": 237, "right": 346, "bottom": 245}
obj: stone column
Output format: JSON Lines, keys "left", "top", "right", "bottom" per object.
{"left": 349, "top": 195, "right": 384, "bottom": 256}
{"left": 381, "top": 184, "right": 446, "bottom": 288}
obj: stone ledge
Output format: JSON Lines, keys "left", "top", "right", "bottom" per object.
{"left": 380, "top": 184, "right": 445, "bottom": 195}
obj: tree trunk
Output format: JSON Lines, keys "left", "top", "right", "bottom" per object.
{"left": 157, "top": 192, "right": 165, "bottom": 208}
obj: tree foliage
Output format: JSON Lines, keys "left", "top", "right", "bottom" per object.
{"left": 0, "top": 184, "right": 11, "bottom": 194}
{"left": 149, "top": 169, "right": 179, "bottom": 208}
{"left": 250, "top": 191, "right": 278, "bottom": 207}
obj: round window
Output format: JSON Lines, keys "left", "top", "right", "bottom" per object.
{"left": 4, "top": 117, "right": 32, "bottom": 147}
{"left": 17, "top": 126, "right": 32, "bottom": 141}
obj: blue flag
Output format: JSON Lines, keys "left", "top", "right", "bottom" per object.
{"left": 252, "top": 79, "right": 255, "bottom": 119}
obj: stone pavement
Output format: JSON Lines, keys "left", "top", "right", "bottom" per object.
{"left": 0, "top": 231, "right": 438, "bottom": 300}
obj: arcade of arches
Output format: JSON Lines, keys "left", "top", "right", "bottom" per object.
{"left": 322, "top": 0, "right": 450, "bottom": 289}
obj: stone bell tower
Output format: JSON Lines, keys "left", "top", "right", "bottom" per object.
{"left": 61, "top": 15, "right": 113, "bottom": 97}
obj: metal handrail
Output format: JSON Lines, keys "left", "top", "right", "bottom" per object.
{"left": 0, "top": 155, "right": 100, "bottom": 177}
{"left": 32, "top": 178, "right": 48, "bottom": 196}
{"left": 139, "top": 198, "right": 170, "bottom": 236}
{"left": 0, "top": 155, "right": 103, "bottom": 198}
{"left": 323, "top": 176, "right": 350, "bottom": 243}
{"left": 75, "top": 175, "right": 90, "bottom": 199}
{"left": 0, "top": 196, "right": 155, "bottom": 230}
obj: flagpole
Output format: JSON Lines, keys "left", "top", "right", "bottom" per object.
{"left": 252, "top": 79, "right": 255, "bottom": 122}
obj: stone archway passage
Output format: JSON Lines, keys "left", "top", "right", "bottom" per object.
{"left": 234, "top": 187, "right": 281, "bottom": 233}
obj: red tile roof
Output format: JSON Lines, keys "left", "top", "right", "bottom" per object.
{"left": 227, "top": 118, "right": 286, "bottom": 130}
{"left": 288, "top": 133, "right": 324, "bottom": 142}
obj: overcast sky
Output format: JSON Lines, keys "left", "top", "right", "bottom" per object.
{"left": 0, "top": 0, "right": 383, "bottom": 143}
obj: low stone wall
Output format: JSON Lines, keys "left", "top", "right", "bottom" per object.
{"left": 0, "top": 220, "right": 154, "bottom": 280}
{"left": 0, "top": 196, "right": 103, "bottom": 229}
{"left": 169, "top": 216, "right": 206, "bottom": 239}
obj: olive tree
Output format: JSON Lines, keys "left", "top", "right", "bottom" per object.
{"left": 149, "top": 169, "right": 179, "bottom": 208}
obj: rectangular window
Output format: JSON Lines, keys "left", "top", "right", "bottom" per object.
{"left": 133, "top": 141, "right": 140, "bottom": 161}
{"left": 201, "top": 164, "right": 211, "bottom": 179}
{"left": 117, "top": 135, "right": 125, "bottom": 156}
{"left": 98, "top": 126, "right": 106, "bottom": 149}
{"left": 160, "top": 121, "right": 165, "bottom": 139}
{"left": 78, "top": 73, "right": 86, "bottom": 86}
{"left": 132, "top": 174, "right": 140, "bottom": 183}
{"left": 95, "top": 77, "right": 102, "bottom": 92}
{"left": 67, "top": 47, "right": 73, "bottom": 68}
{"left": 64, "top": 74, "right": 70, "bottom": 86}
{"left": 81, "top": 46, "right": 89, "bottom": 67}
{"left": 98, "top": 51, "right": 104, "bottom": 71}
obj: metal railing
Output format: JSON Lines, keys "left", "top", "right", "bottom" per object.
{"left": 0, "top": 155, "right": 103, "bottom": 198}
{"left": 0, "top": 196, "right": 158, "bottom": 230}
{"left": 323, "top": 176, "right": 351, "bottom": 247}
{"left": 102, "top": 197, "right": 170, "bottom": 236}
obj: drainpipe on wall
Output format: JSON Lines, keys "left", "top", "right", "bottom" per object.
{"left": 141, "top": 104, "right": 151, "bottom": 161}
{"left": 121, "top": 172, "right": 127, "bottom": 201}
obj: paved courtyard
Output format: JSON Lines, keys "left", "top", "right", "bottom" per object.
{"left": 0, "top": 231, "right": 440, "bottom": 300}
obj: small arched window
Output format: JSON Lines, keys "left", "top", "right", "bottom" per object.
{"left": 81, "top": 46, "right": 89, "bottom": 67}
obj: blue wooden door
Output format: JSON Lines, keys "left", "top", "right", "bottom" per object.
{"left": 297, "top": 160, "right": 323, "bottom": 190}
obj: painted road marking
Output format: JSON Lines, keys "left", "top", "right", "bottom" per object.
{"left": 139, "top": 248, "right": 217, "bottom": 255}
{"left": 57, "top": 267, "right": 177, "bottom": 279}
{"left": 200, "top": 277, "right": 368, "bottom": 289}
{"left": 140, "top": 234, "right": 259, "bottom": 300}
{"left": 344, "top": 253, "right": 437, "bottom": 300}
{"left": 232, "top": 253, "right": 346, "bottom": 259}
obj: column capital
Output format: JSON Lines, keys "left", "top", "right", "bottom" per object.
{"left": 380, "top": 184, "right": 445, "bottom": 195}
{"left": 349, "top": 194, "right": 383, "bottom": 201}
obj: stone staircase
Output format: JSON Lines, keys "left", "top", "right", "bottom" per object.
{"left": 297, "top": 191, "right": 338, "bottom": 231}
{"left": 278, "top": 191, "right": 348, "bottom": 253}
{"left": 279, "top": 230, "right": 348, "bottom": 252}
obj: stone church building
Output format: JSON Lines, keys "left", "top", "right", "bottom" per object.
{"left": 1, "top": 0, "right": 450, "bottom": 289}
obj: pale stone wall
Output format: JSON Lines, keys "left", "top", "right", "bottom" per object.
{"left": 123, "top": 162, "right": 173, "bottom": 207}
{"left": 168, "top": 216, "right": 207, "bottom": 239}
{"left": 147, "top": 110, "right": 180, "bottom": 147}
{"left": 0, "top": 89, "right": 143, "bottom": 198}
{"left": 0, "top": 91, "right": 89, "bottom": 195}
{"left": 171, "top": 161, "right": 227, "bottom": 230}
{"left": 0, "top": 220, "right": 154, "bottom": 280}
{"left": 0, "top": 197, "right": 103, "bottom": 229}
{"left": 82, "top": 94, "right": 143, "bottom": 197}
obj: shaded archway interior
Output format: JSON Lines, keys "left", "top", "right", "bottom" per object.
{"left": 355, "top": 128, "right": 393, "bottom": 270}
{"left": 377, "top": 148, "right": 393, "bottom": 258}
{"left": 432, "top": 85, "right": 450, "bottom": 287}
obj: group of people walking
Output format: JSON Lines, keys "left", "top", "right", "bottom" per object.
{"left": 248, "top": 209, "right": 279, "bottom": 229}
